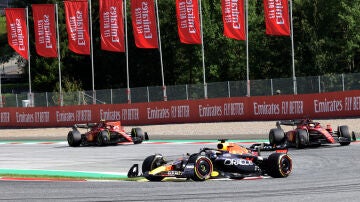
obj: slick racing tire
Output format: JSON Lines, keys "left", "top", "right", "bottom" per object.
{"left": 131, "top": 128, "right": 145, "bottom": 144}
{"left": 187, "top": 154, "right": 213, "bottom": 181}
{"left": 269, "top": 128, "right": 285, "bottom": 146}
{"left": 295, "top": 129, "right": 309, "bottom": 149}
{"left": 338, "top": 125, "right": 351, "bottom": 146}
{"left": 97, "top": 130, "right": 110, "bottom": 146}
{"left": 352, "top": 131, "right": 357, "bottom": 142}
{"left": 266, "top": 153, "right": 292, "bottom": 178}
{"left": 67, "top": 131, "right": 81, "bottom": 147}
{"left": 142, "top": 154, "right": 166, "bottom": 181}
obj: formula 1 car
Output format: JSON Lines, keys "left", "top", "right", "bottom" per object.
{"left": 268, "top": 119, "right": 357, "bottom": 149}
{"left": 67, "top": 120, "right": 149, "bottom": 147}
{"left": 127, "top": 139, "right": 292, "bottom": 181}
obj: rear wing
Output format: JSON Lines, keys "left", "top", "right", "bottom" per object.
{"left": 276, "top": 120, "right": 296, "bottom": 128}
{"left": 72, "top": 123, "right": 97, "bottom": 130}
{"left": 249, "top": 143, "right": 288, "bottom": 153}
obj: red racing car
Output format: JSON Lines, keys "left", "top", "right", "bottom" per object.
{"left": 268, "top": 119, "right": 356, "bottom": 149}
{"left": 67, "top": 120, "right": 149, "bottom": 147}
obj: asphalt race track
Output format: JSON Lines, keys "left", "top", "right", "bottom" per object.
{"left": 1, "top": 141, "right": 360, "bottom": 201}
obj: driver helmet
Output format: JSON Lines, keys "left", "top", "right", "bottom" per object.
{"left": 308, "top": 123, "right": 315, "bottom": 128}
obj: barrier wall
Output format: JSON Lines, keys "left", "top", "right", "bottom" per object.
{"left": 0, "top": 90, "right": 360, "bottom": 127}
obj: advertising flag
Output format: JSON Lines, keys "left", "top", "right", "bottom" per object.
{"left": 130, "top": 0, "right": 158, "bottom": 48}
{"left": 221, "top": 0, "right": 245, "bottom": 40}
{"left": 99, "top": 0, "right": 125, "bottom": 52}
{"left": 175, "top": 0, "right": 201, "bottom": 44}
{"left": 32, "top": 4, "right": 58, "bottom": 58}
{"left": 263, "top": 0, "right": 290, "bottom": 36}
{"left": 64, "top": 0, "right": 90, "bottom": 55}
{"left": 5, "top": 8, "right": 29, "bottom": 59}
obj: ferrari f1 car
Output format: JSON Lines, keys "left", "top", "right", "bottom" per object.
{"left": 127, "top": 139, "right": 292, "bottom": 181}
{"left": 268, "top": 119, "right": 357, "bottom": 149}
{"left": 67, "top": 120, "right": 149, "bottom": 147}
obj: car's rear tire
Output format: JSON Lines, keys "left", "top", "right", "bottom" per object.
{"left": 67, "top": 131, "right": 81, "bottom": 147}
{"left": 142, "top": 154, "right": 166, "bottom": 181}
{"left": 131, "top": 128, "right": 145, "bottom": 144}
{"left": 187, "top": 154, "right": 213, "bottom": 181}
{"left": 269, "top": 128, "right": 285, "bottom": 146}
{"left": 266, "top": 153, "right": 292, "bottom": 178}
{"left": 295, "top": 129, "right": 309, "bottom": 149}
{"left": 338, "top": 125, "right": 351, "bottom": 146}
{"left": 97, "top": 130, "right": 109, "bottom": 146}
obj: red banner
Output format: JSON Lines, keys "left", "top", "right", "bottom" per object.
{"left": 32, "top": 4, "right": 58, "bottom": 58}
{"left": 64, "top": 0, "right": 90, "bottom": 55}
{"left": 130, "top": 0, "right": 158, "bottom": 48}
{"left": 176, "top": 0, "right": 201, "bottom": 44}
{"left": 5, "top": 8, "right": 29, "bottom": 59}
{"left": 263, "top": 0, "right": 290, "bottom": 36}
{"left": 99, "top": 0, "right": 125, "bottom": 52}
{"left": 221, "top": 0, "right": 246, "bottom": 40}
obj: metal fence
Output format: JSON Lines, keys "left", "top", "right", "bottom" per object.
{"left": 2, "top": 72, "right": 360, "bottom": 108}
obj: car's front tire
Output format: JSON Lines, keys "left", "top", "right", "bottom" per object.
{"left": 131, "top": 128, "right": 145, "bottom": 144}
{"left": 97, "top": 130, "right": 109, "bottom": 146}
{"left": 338, "top": 125, "right": 351, "bottom": 146}
{"left": 295, "top": 129, "right": 309, "bottom": 149}
{"left": 187, "top": 154, "right": 213, "bottom": 181}
{"left": 266, "top": 153, "right": 292, "bottom": 178}
{"left": 142, "top": 154, "right": 166, "bottom": 181}
{"left": 352, "top": 131, "right": 357, "bottom": 142}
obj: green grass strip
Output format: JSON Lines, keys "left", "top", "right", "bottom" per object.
{"left": 0, "top": 169, "right": 127, "bottom": 180}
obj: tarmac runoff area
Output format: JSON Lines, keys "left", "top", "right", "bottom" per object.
{"left": 0, "top": 118, "right": 360, "bottom": 141}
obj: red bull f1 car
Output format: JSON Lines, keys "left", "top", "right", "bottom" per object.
{"left": 127, "top": 139, "right": 292, "bottom": 181}
{"left": 268, "top": 119, "right": 357, "bottom": 149}
{"left": 67, "top": 120, "right": 149, "bottom": 147}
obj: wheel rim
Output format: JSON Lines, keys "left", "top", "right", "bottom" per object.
{"left": 153, "top": 157, "right": 165, "bottom": 169}
{"left": 195, "top": 157, "right": 212, "bottom": 178}
{"left": 279, "top": 156, "right": 292, "bottom": 175}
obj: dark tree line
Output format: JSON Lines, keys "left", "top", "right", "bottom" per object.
{"left": 1, "top": 0, "right": 360, "bottom": 93}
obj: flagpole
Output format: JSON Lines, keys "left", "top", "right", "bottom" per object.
{"left": 155, "top": 0, "right": 167, "bottom": 101}
{"left": 199, "top": 0, "right": 207, "bottom": 99}
{"left": 55, "top": 4, "right": 63, "bottom": 106}
{"left": 245, "top": 0, "right": 250, "bottom": 97}
{"left": 289, "top": 0, "right": 296, "bottom": 94}
{"left": 124, "top": 0, "right": 131, "bottom": 104}
{"left": 88, "top": 0, "right": 95, "bottom": 104}
{"left": 26, "top": 7, "right": 32, "bottom": 106}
